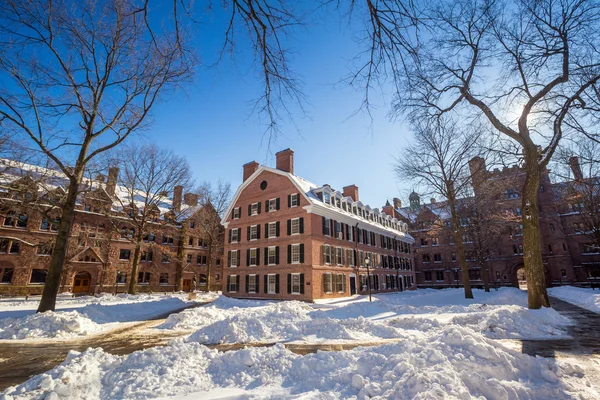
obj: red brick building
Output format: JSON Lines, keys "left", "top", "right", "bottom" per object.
{"left": 222, "top": 149, "right": 416, "bottom": 301}
{"left": 0, "top": 162, "right": 223, "bottom": 296}
{"left": 388, "top": 157, "right": 599, "bottom": 289}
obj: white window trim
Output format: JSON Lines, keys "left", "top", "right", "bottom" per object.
{"left": 233, "top": 207, "right": 241, "bottom": 219}
{"left": 250, "top": 225, "right": 258, "bottom": 241}
{"left": 323, "top": 272, "right": 333, "bottom": 294}
{"left": 248, "top": 274, "right": 257, "bottom": 294}
{"left": 336, "top": 273, "right": 344, "bottom": 293}
{"left": 290, "top": 193, "right": 299, "bottom": 207}
{"left": 291, "top": 218, "right": 300, "bottom": 235}
{"left": 229, "top": 275, "right": 238, "bottom": 293}
{"left": 251, "top": 203, "right": 259, "bottom": 216}
{"left": 291, "top": 273, "right": 301, "bottom": 295}
{"left": 268, "top": 274, "right": 277, "bottom": 294}
{"left": 231, "top": 228, "right": 239, "bottom": 243}
{"left": 291, "top": 244, "right": 301, "bottom": 264}
{"left": 268, "top": 222, "right": 277, "bottom": 238}
{"left": 268, "top": 246, "right": 277, "bottom": 266}
{"left": 268, "top": 198, "right": 277, "bottom": 212}
{"left": 249, "top": 248, "right": 258, "bottom": 267}
{"left": 231, "top": 250, "right": 239, "bottom": 268}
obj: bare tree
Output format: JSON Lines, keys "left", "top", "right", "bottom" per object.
{"left": 0, "top": 0, "right": 194, "bottom": 311}
{"left": 352, "top": 0, "right": 600, "bottom": 309}
{"left": 397, "top": 118, "right": 486, "bottom": 299}
{"left": 192, "top": 181, "right": 231, "bottom": 292}
{"left": 107, "top": 143, "right": 193, "bottom": 294}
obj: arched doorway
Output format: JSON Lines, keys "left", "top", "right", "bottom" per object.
{"left": 516, "top": 267, "right": 527, "bottom": 290}
{"left": 73, "top": 271, "right": 92, "bottom": 294}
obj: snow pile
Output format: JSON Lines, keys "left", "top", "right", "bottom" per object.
{"left": 0, "top": 294, "right": 202, "bottom": 340}
{"left": 549, "top": 286, "right": 600, "bottom": 314}
{"left": 451, "top": 305, "right": 572, "bottom": 339}
{"left": 161, "top": 297, "right": 404, "bottom": 344}
{"left": 80, "top": 297, "right": 188, "bottom": 324}
{"left": 0, "top": 311, "right": 101, "bottom": 340}
{"left": 4, "top": 325, "right": 596, "bottom": 399}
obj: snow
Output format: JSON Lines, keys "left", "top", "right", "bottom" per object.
{"left": 4, "top": 325, "right": 597, "bottom": 399}
{"left": 157, "top": 288, "right": 572, "bottom": 344}
{"left": 0, "top": 292, "right": 217, "bottom": 340}
{"left": 3, "top": 288, "right": 597, "bottom": 399}
{"left": 549, "top": 286, "right": 600, "bottom": 314}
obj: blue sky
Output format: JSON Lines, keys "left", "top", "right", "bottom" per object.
{"left": 143, "top": 5, "right": 413, "bottom": 210}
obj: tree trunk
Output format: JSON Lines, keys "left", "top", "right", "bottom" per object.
{"left": 522, "top": 150, "right": 551, "bottom": 309}
{"left": 37, "top": 178, "right": 80, "bottom": 312}
{"left": 127, "top": 240, "right": 142, "bottom": 294}
{"left": 448, "top": 191, "right": 473, "bottom": 299}
{"left": 206, "top": 241, "right": 212, "bottom": 292}
{"left": 481, "top": 261, "right": 490, "bottom": 292}
{"left": 175, "top": 225, "right": 186, "bottom": 291}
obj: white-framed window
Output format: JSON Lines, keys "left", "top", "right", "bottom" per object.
{"left": 268, "top": 222, "right": 277, "bottom": 238}
{"left": 231, "top": 250, "right": 239, "bottom": 267}
{"left": 336, "top": 247, "right": 343, "bottom": 265}
{"left": 268, "top": 246, "right": 277, "bottom": 265}
{"left": 228, "top": 275, "right": 239, "bottom": 292}
{"left": 251, "top": 203, "right": 259, "bottom": 216}
{"left": 323, "top": 244, "right": 332, "bottom": 264}
{"left": 347, "top": 226, "right": 353, "bottom": 242}
{"left": 249, "top": 248, "right": 257, "bottom": 266}
{"left": 323, "top": 192, "right": 331, "bottom": 204}
{"left": 290, "top": 193, "right": 299, "bottom": 207}
{"left": 268, "top": 198, "right": 277, "bottom": 212}
{"left": 346, "top": 249, "right": 355, "bottom": 266}
{"left": 323, "top": 272, "right": 333, "bottom": 293}
{"left": 291, "top": 273, "right": 301, "bottom": 294}
{"left": 291, "top": 244, "right": 300, "bottom": 263}
{"left": 268, "top": 274, "right": 277, "bottom": 294}
{"left": 248, "top": 274, "right": 257, "bottom": 293}
{"left": 233, "top": 207, "right": 241, "bottom": 219}
{"left": 231, "top": 228, "right": 239, "bottom": 243}
{"left": 250, "top": 225, "right": 258, "bottom": 240}
{"left": 291, "top": 218, "right": 300, "bottom": 235}
{"left": 336, "top": 273, "right": 345, "bottom": 293}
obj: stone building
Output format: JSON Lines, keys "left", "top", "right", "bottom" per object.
{"left": 222, "top": 149, "right": 416, "bottom": 301}
{"left": 0, "top": 162, "right": 223, "bottom": 296}
{"left": 386, "top": 157, "right": 599, "bottom": 289}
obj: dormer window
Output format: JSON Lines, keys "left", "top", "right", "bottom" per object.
{"left": 323, "top": 192, "right": 330, "bottom": 204}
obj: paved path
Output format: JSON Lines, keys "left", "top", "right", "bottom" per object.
{"left": 0, "top": 301, "right": 208, "bottom": 391}
{"left": 519, "top": 296, "right": 600, "bottom": 357}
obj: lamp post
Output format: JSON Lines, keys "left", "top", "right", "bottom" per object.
{"left": 115, "top": 270, "right": 121, "bottom": 295}
{"left": 365, "top": 256, "right": 372, "bottom": 302}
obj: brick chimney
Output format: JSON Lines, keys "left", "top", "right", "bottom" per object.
{"left": 382, "top": 200, "right": 394, "bottom": 216}
{"left": 275, "top": 148, "right": 294, "bottom": 174}
{"left": 184, "top": 193, "right": 198, "bottom": 207}
{"left": 243, "top": 161, "right": 259, "bottom": 182}
{"left": 569, "top": 156, "right": 583, "bottom": 181}
{"left": 173, "top": 185, "right": 183, "bottom": 212}
{"left": 106, "top": 167, "right": 119, "bottom": 197}
{"left": 343, "top": 185, "right": 359, "bottom": 202}
{"left": 393, "top": 198, "right": 402, "bottom": 209}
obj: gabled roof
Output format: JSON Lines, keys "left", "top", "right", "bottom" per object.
{"left": 224, "top": 165, "right": 413, "bottom": 241}
{"left": 69, "top": 247, "right": 105, "bottom": 263}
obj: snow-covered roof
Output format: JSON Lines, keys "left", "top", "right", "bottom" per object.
{"left": 0, "top": 159, "right": 194, "bottom": 222}
{"left": 225, "top": 165, "right": 413, "bottom": 241}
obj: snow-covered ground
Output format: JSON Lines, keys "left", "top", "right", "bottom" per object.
{"left": 3, "top": 288, "right": 598, "bottom": 399}
{"left": 0, "top": 292, "right": 218, "bottom": 340}
{"left": 549, "top": 286, "right": 600, "bottom": 314}
{"left": 158, "top": 288, "right": 571, "bottom": 344}
{"left": 4, "top": 325, "right": 597, "bottom": 399}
